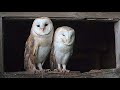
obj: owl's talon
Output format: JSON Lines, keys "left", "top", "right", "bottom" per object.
{"left": 62, "top": 69, "right": 70, "bottom": 73}
{"left": 34, "top": 69, "right": 44, "bottom": 74}
{"left": 54, "top": 69, "right": 58, "bottom": 72}
{"left": 53, "top": 69, "right": 62, "bottom": 72}
{"left": 44, "top": 69, "right": 51, "bottom": 72}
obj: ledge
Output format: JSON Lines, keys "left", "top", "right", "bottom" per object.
{"left": 0, "top": 69, "right": 119, "bottom": 78}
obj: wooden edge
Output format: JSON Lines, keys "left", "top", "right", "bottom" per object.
{"left": 0, "top": 17, "right": 4, "bottom": 72}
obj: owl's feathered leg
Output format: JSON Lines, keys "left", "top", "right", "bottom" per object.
{"left": 62, "top": 64, "right": 70, "bottom": 73}
{"left": 58, "top": 64, "right": 62, "bottom": 71}
{"left": 54, "top": 64, "right": 62, "bottom": 72}
{"left": 28, "top": 63, "right": 44, "bottom": 74}
{"left": 37, "top": 62, "right": 51, "bottom": 72}
{"left": 38, "top": 63, "right": 43, "bottom": 71}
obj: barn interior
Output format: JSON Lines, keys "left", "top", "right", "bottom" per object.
{"left": 2, "top": 17, "right": 116, "bottom": 73}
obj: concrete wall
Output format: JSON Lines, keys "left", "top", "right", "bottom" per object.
{"left": 1, "top": 12, "right": 120, "bottom": 72}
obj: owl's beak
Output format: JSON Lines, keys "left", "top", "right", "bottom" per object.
{"left": 40, "top": 28, "right": 45, "bottom": 31}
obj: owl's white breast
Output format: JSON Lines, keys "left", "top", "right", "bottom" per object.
{"left": 54, "top": 42, "right": 73, "bottom": 53}
{"left": 36, "top": 46, "right": 51, "bottom": 63}
{"left": 54, "top": 42, "right": 73, "bottom": 64}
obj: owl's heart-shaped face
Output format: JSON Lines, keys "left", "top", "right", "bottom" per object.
{"left": 31, "top": 17, "right": 54, "bottom": 36}
{"left": 54, "top": 26, "right": 75, "bottom": 46}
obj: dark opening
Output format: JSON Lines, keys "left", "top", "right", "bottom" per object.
{"left": 3, "top": 17, "right": 116, "bottom": 72}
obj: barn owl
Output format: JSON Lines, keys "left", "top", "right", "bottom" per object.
{"left": 24, "top": 17, "right": 54, "bottom": 74}
{"left": 50, "top": 26, "right": 75, "bottom": 73}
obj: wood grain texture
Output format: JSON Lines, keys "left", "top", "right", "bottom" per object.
{"left": 0, "top": 17, "right": 4, "bottom": 72}
{"left": 0, "top": 69, "right": 119, "bottom": 78}
{"left": 1, "top": 12, "right": 120, "bottom": 72}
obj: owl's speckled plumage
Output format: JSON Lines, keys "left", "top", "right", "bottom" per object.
{"left": 50, "top": 26, "right": 75, "bottom": 72}
{"left": 24, "top": 17, "right": 54, "bottom": 74}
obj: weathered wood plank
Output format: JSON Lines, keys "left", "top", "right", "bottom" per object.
{"left": 0, "top": 69, "right": 119, "bottom": 78}
{"left": 1, "top": 12, "right": 120, "bottom": 19}
{"left": 0, "top": 17, "right": 4, "bottom": 72}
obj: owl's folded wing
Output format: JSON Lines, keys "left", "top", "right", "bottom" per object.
{"left": 24, "top": 35, "right": 36, "bottom": 70}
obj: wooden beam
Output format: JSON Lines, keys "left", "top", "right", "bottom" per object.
{"left": 0, "top": 17, "right": 4, "bottom": 72}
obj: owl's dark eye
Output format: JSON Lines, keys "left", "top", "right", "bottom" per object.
{"left": 45, "top": 23, "right": 48, "bottom": 26}
{"left": 62, "top": 34, "right": 65, "bottom": 36}
{"left": 37, "top": 25, "right": 40, "bottom": 27}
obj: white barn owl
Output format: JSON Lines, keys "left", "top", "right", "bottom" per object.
{"left": 24, "top": 17, "right": 54, "bottom": 74}
{"left": 50, "top": 26, "right": 75, "bottom": 72}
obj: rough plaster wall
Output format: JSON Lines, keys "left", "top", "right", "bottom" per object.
{"left": 0, "top": 12, "right": 120, "bottom": 72}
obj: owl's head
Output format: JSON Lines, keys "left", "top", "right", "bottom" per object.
{"left": 54, "top": 26, "right": 75, "bottom": 46}
{"left": 31, "top": 17, "right": 54, "bottom": 36}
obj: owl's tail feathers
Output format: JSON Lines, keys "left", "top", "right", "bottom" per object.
{"left": 50, "top": 54, "right": 57, "bottom": 71}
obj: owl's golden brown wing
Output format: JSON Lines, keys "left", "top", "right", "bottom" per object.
{"left": 50, "top": 44, "right": 57, "bottom": 70}
{"left": 24, "top": 34, "right": 36, "bottom": 71}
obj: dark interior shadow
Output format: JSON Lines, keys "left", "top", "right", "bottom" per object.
{"left": 3, "top": 17, "right": 116, "bottom": 72}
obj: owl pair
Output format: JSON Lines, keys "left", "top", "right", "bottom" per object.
{"left": 24, "top": 17, "right": 75, "bottom": 74}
